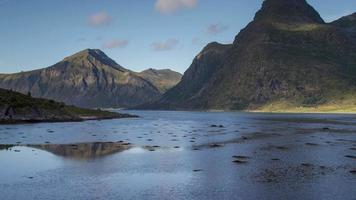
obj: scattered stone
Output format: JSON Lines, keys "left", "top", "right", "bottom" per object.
{"left": 233, "top": 159, "right": 248, "bottom": 164}
{"left": 305, "top": 143, "right": 318, "bottom": 146}
{"left": 301, "top": 163, "right": 313, "bottom": 167}
{"left": 345, "top": 155, "right": 356, "bottom": 159}
{"left": 232, "top": 155, "right": 250, "bottom": 159}
{"left": 209, "top": 144, "right": 223, "bottom": 148}
{"left": 276, "top": 146, "right": 289, "bottom": 150}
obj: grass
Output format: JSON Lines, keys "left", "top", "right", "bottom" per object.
{"left": 0, "top": 88, "right": 132, "bottom": 121}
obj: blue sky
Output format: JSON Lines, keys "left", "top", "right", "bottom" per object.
{"left": 0, "top": 0, "right": 355, "bottom": 74}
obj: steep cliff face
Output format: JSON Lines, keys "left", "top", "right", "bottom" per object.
{"left": 0, "top": 49, "right": 162, "bottom": 108}
{"left": 143, "top": 0, "right": 356, "bottom": 111}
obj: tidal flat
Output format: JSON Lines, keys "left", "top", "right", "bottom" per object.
{"left": 0, "top": 111, "right": 355, "bottom": 200}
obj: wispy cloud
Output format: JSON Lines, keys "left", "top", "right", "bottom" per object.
{"left": 103, "top": 39, "right": 129, "bottom": 49}
{"left": 155, "top": 0, "right": 198, "bottom": 14}
{"left": 88, "top": 11, "right": 113, "bottom": 27}
{"left": 205, "top": 23, "right": 229, "bottom": 35}
{"left": 151, "top": 39, "right": 179, "bottom": 51}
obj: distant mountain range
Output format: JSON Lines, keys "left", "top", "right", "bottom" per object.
{"left": 142, "top": 0, "right": 356, "bottom": 112}
{"left": 0, "top": 49, "right": 182, "bottom": 108}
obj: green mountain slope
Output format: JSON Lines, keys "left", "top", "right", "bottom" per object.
{"left": 142, "top": 0, "right": 356, "bottom": 112}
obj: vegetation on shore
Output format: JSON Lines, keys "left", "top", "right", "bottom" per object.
{"left": 0, "top": 88, "right": 136, "bottom": 124}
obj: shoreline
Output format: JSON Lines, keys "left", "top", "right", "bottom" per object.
{"left": 129, "top": 108, "right": 356, "bottom": 115}
{"left": 0, "top": 113, "right": 138, "bottom": 125}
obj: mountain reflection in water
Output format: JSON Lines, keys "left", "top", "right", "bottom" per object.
{"left": 0, "top": 142, "right": 131, "bottom": 160}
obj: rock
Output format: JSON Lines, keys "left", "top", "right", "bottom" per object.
{"left": 345, "top": 155, "right": 356, "bottom": 159}
{"left": 233, "top": 160, "right": 248, "bottom": 164}
{"left": 209, "top": 144, "right": 224, "bottom": 148}
{"left": 232, "top": 155, "right": 250, "bottom": 159}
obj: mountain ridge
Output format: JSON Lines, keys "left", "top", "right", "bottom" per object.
{"left": 0, "top": 49, "right": 181, "bottom": 108}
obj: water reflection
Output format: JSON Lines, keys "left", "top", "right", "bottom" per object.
{"left": 0, "top": 142, "right": 131, "bottom": 160}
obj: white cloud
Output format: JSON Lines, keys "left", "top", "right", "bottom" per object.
{"left": 88, "top": 11, "right": 113, "bottom": 27}
{"left": 155, "top": 0, "right": 198, "bottom": 14}
{"left": 151, "top": 39, "right": 179, "bottom": 51}
{"left": 103, "top": 39, "right": 129, "bottom": 49}
{"left": 205, "top": 23, "right": 229, "bottom": 35}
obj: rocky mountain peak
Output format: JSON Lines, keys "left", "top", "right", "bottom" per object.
{"left": 63, "top": 49, "right": 125, "bottom": 71}
{"left": 254, "top": 0, "right": 324, "bottom": 24}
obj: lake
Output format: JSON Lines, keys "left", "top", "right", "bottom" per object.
{"left": 0, "top": 111, "right": 355, "bottom": 200}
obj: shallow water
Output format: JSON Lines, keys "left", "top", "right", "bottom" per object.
{"left": 0, "top": 111, "right": 355, "bottom": 200}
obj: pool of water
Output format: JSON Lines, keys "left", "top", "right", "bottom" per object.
{"left": 0, "top": 111, "right": 355, "bottom": 200}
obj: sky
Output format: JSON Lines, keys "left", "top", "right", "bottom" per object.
{"left": 0, "top": 0, "right": 355, "bottom": 74}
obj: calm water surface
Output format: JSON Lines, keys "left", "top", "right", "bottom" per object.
{"left": 0, "top": 111, "right": 355, "bottom": 200}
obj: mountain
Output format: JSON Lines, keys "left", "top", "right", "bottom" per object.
{"left": 331, "top": 13, "right": 356, "bottom": 30}
{"left": 0, "top": 88, "right": 134, "bottom": 124}
{"left": 142, "top": 0, "right": 356, "bottom": 112}
{"left": 0, "top": 49, "right": 180, "bottom": 108}
{"left": 138, "top": 68, "right": 182, "bottom": 93}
